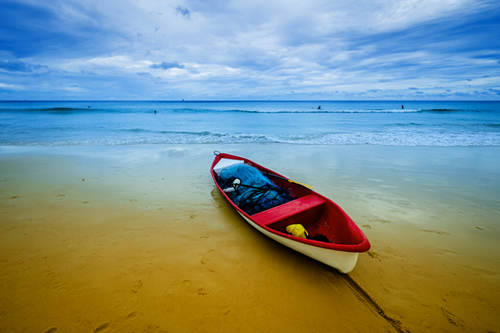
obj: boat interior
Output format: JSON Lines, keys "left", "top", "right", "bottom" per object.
{"left": 214, "top": 157, "right": 364, "bottom": 245}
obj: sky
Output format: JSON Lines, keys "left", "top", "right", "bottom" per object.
{"left": 0, "top": 0, "right": 499, "bottom": 100}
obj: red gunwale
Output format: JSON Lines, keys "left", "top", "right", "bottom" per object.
{"left": 210, "top": 153, "right": 370, "bottom": 253}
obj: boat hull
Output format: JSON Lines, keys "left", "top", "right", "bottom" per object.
{"left": 211, "top": 152, "right": 369, "bottom": 274}
{"left": 237, "top": 211, "right": 359, "bottom": 273}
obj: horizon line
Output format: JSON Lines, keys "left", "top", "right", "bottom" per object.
{"left": 1, "top": 99, "right": 499, "bottom": 102}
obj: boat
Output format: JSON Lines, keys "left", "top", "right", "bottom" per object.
{"left": 210, "top": 152, "right": 370, "bottom": 273}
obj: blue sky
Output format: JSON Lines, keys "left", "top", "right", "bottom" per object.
{"left": 0, "top": 0, "right": 499, "bottom": 100}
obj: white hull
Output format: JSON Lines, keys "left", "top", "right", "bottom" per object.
{"left": 238, "top": 212, "right": 359, "bottom": 273}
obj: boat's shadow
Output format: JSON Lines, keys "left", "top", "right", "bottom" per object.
{"left": 208, "top": 187, "right": 390, "bottom": 327}
{"left": 209, "top": 187, "right": 342, "bottom": 276}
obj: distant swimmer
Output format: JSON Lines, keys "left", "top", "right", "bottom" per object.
{"left": 154, "top": 109, "right": 157, "bottom": 114}
{"left": 317, "top": 105, "right": 321, "bottom": 110}
{"left": 401, "top": 104, "right": 404, "bottom": 109}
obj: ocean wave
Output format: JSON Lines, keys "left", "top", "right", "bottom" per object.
{"left": 122, "top": 128, "right": 215, "bottom": 136}
{"left": 166, "top": 107, "right": 422, "bottom": 114}
{"left": 0, "top": 106, "right": 423, "bottom": 114}
{"left": 0, "top": 106, "right": 103, "bottom": 113}
{"left": 389, "top": 122, "right": 424, "bottom": 127}
{"left": 3, "top": 131, "right": 498, "bottom": 147}
{"left": 418, "top": 108, "right": 464, "bottom": 113}
{"left": 167, "top": 108, "right": 259, "bottom": 113}
{"left": 44, "top": 107, "right": 88, "bottom": 111}
{"left": 0, "top": 106, "right": 490, "bottom": 114}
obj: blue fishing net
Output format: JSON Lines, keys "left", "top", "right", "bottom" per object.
{"left": 217, "top": 163, "right": 293, "bottom": 215}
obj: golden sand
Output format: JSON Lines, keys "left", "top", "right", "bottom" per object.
{"left": 1, "top": 145, "right": 499, "bottom": 332}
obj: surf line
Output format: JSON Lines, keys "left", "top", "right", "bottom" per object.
{"left": 340, "top": 273, "right": 410, "bottom": 333}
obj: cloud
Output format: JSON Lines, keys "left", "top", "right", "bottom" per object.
{"left": 0, "top": 0, "right": 124, "bottom": 58}
{"left": 175, "top": 6, "right": 190, "bottom": 18}
{"left": 0, "top": 82, "right": 23, "bottom": 90}
{"left": 0, "top": 0, "right": 499, "bottom": 99}
{"left": 150, "top": 61, "right": 184, "bottom": 70}
{"left": 0, "top": 60, "right": 47, "bottom": 73}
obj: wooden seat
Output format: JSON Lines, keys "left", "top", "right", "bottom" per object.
{"left": 251, "top": 194, "right": 326, "bottom": 226}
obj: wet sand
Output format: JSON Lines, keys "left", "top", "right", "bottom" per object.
{"left": 1, "top": 144, "right": 499, "bottom": 332}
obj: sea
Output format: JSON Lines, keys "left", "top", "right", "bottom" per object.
{"left": 0, "top": 100, "right": 499, "bottom": 146}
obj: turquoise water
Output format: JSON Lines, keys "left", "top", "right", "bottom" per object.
{"left": 0, "top": 101, "right": 499, "bottom": 146}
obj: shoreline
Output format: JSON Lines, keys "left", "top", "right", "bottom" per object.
{"left": 1, "top": 144, "right": 499, "bottom": 332}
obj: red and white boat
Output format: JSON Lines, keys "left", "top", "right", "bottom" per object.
{"left": 211, "top": 152, "right": 370, "bottom": 273}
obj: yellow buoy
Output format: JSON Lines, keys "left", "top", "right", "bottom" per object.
{"left": 285, "top": 224, "right": 309, "bottom": 239}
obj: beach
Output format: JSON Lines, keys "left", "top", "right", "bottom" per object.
{"left": 1, "top": 143, "right": 499, "bottom": 332}
{"left": 2, "top": 0, "right": 500, "bottom": 330}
